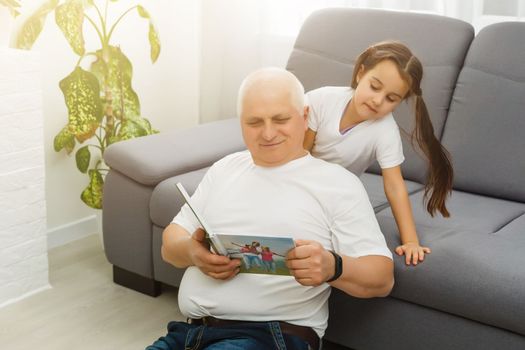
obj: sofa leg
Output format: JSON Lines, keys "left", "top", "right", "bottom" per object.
{"left": 113, "top": 265, "right": 162, "bottom": 297}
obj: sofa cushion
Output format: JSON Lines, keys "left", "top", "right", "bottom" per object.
{"left": 441, "top": 22, "right": 525, "bottom": 202}
{"left": 152, "top": 225, "right": 185, "bottom": 287}
{"left": 286, "top": 8, "right": 474, "bottom": 183}
{"left": 150, "top": 167, "right": 209, "bottom": 227}
{"left": 105, "top": 118, "right": 244, "bottom": 186}
{"left": 378, "top": 213, "right": 525, "bottom": 336}
{"left": 377, "top": 190, "right": 525, "bottom": 235}
{"left": 360, "top": 172, "right": 424, "bottom": 212}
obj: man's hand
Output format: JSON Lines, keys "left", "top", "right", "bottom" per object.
{"left": 286, "top": 240, "right": 334, "bottom": 286}
{"left": 190, "top": 228, "right": 241, "bottom": 280}
{"left": 395, "top": 242, "right": 431, "bottom": 266}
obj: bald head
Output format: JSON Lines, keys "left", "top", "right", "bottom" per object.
{"left": 237, "top": 67, "right": 306, "bottom": 117}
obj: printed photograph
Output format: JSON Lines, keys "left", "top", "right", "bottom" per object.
{"left": 217, "top": 235, "right": 295, "bottom": 276}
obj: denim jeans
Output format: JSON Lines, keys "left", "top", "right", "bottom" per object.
{"left": 145, "top": 320, "right": 314, "bottom": 350}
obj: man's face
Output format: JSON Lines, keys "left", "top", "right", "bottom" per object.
{"left": 240, "top": 84, "right": 308, "bottom": 167}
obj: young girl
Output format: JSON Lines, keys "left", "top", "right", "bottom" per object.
{"left": 260, "top": 246, "right": 286, "bottom": 273}
{"left": 304, "top": 41, "right": 453, "bottom": 266}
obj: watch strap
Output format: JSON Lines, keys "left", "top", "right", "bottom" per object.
{"left": 326, "top": 250, "right": 343, "bottom": 282}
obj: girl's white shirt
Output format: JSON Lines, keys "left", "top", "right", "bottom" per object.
{"left": 307, "top": 86, "right": 405, "bottom": 176}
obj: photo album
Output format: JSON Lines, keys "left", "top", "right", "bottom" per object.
{"left": 175, "top": 183, "right": 295, "bottom": 276}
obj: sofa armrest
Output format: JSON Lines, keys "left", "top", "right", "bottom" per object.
{"left": 104, "top": 118, "right": 245, "bottom": 186}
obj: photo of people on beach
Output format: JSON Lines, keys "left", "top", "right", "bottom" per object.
{"left": 218, "top": 235, "right": 295, "bottom": 276}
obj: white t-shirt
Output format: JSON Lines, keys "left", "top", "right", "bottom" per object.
{"left": 307, "top": 86, "right": 405, "bottom": 176}
{"left": 173, "top": 151, "right": 392, "bottom": 337}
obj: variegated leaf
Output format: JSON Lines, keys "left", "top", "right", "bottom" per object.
{"left": 90, "top": 46, "right": 140, "bottom": 120}
{"left": 75, "top": 145, "right": 91, "bottom": 173}
{"left": 53, "top": 125, "right": 76, "bottom": 154}
{"left": 137, "top": 5, "right": 161, "bottom": 63}
{"left": 55, "top": 0, "right": 86, "bottom": 56}
{"left": 80, "top": 169, "right": 104, "bottom": 209}
{"left": 116, "top": 119, "right": 148, "bottom": 141}
{"left": 14, "top": 0, "right": 59, "bottom": 50}
{"left": 59, "top": 66, "right": 103, "bottom": 142}
{"left": 1, "top": 0, "right": 21, "bottom": 17}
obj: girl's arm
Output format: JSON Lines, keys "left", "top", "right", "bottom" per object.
{"left": 303, "top": 128, "right": 317, "bottom": 151}
{"left": 382, "top": 166, "right": 431, "bottom": 265}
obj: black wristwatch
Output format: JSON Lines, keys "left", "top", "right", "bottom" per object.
{"left": 326, "top": 250, "right": 343, "bottom": 282}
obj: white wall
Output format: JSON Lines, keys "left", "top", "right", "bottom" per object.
{"left": 0, "top": 47, "right": 50, "bottom": 307}
{"left": 10, "top": 0, "right": 200, "bottom": 245}
{"left": 199, "top": 0, "right": 262, "bottom": 123}
{"left": 199, "top": 0, "right": 295, "bottom": 123}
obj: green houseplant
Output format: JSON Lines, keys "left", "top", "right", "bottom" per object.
{"left": 15, "top": 0, "right": 160, "bottom": 209}
{"left": 0, "top": 0, "right": 21, "bottom": 17}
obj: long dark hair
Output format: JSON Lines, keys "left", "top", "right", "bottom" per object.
{"left": 351, "top": 41, "right": 453, "bottom": 217}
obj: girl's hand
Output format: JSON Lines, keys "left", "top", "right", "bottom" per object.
{"left": 395, "top": 242, "right": 431, "bottom": 266}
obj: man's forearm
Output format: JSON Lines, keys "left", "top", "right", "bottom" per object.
{"left": 161, "top": 223, "right": 194, "bottom": 268}
{"left": 329, "top": 255, "right": 394, "bottom": 298}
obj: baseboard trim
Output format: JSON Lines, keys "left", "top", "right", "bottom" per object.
{"left": 47, "top": 214, "right": 98, "bottom": 250}
{"left": 0, "top": 283, "right": 52, "bottom": 309}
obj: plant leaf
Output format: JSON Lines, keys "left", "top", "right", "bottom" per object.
{"left": 59, "top": 66, "right": 103, "bottom": 142}
{"left": 75, "top": 145, "right": 91, "bottom": 173}
{"left": 14, "top": 0, "right": 59, "bottom": 50}
{"left": 0, "top": 0, "right": 21, "bottom": 17}
{"left": 0, "top": 0, "right": 21, "bottom": 7}
{"left": 137, "top": 5, "right": 161, "bottom": 63}
{"left": 90, "top": 46, "right": 140, "bottom": 120}
{"left": 81, "top": 169, "right": 104, "bottom": 209}
{"left": 117, "top": 119, "right": 147, "bottom": 141}
{"left": 117, "top": 116, "right": 158, "bottom": 140}
{"left": 55, "top": 0, "right": 86, "bottom": 56}
{"left": 53, "top": 126, "right": 76, "bottom": 154}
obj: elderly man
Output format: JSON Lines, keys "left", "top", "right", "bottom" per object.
{"left": 148, "top": 68, "right": 394, "bottom": 350}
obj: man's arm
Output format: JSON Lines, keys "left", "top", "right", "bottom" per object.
{"left": 286, "top": 240, "right": 394, "bottom": 298}
{"left": 161, "top": 223, "right": 241, "bottom": 280}
{"left": 329, "top": 254, "right": 394, "bottom": 298}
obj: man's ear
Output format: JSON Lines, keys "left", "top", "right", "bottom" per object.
{"left": 303, "top": 106, "right": 309, "bottom": 130}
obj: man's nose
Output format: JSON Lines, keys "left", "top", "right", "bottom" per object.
{"left": 262, "top": 123, "right": 277, "bottom": 140}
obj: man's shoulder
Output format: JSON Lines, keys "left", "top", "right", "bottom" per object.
{"left": 212, "top": 150, "right": 251, "bottom": 169}
{"left": 306, "top": 155, "right": 362, "bottom": 185}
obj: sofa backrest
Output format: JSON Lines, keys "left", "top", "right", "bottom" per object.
{"left": 441, "top": 22, "right": 525, "bottom": 203}
{"left": 286, "top": 8, "right": 474, "bottom": 183}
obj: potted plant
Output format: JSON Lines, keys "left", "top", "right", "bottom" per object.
{"left": 14, "top": 0, "right": 160, "bottom": 209}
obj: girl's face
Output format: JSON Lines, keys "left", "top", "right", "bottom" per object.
{"left": 351, "top": 59, "right": 410, "bottom": 121}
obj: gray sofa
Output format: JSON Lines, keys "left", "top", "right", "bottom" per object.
{"left": 102, "top": 8, "right": 525, "bottom": 350}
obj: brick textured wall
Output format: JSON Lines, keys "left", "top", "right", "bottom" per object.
{"left": 0, "top": 48, "right": 50, "bottom": 307}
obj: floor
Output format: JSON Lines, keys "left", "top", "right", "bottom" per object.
{"left": 0, "top": 235, "right": 182, "bottom": 349}
{"left": 0, "top": 234, "right": 351, "bottom": 349}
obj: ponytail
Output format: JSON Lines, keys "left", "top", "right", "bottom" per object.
{"left": 413, "top": 95, "right": 453, "bottom": 217}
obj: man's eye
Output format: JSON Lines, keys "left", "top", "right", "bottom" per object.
{"left": 274, "top": 119, "right": 289, "bottom": 124}
{"left": 247, "top": 121, "right": 262, "bottom": 126}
